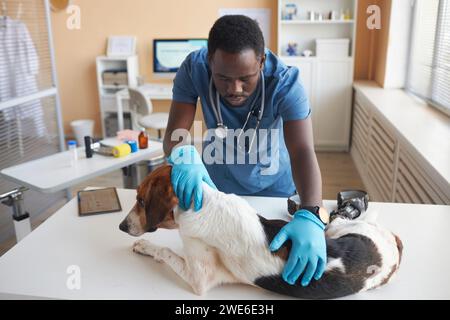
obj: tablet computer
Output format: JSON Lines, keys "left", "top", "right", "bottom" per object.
{"left": 77, "top": 187, "right": 122, "bottom": 217}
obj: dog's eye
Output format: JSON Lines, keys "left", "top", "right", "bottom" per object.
{"left": 137, "top": 198, "right": 145, "bottom": 209}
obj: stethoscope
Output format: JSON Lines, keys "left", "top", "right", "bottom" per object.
{"left": 209, "top": 70, "right": 265, "bottom": 153}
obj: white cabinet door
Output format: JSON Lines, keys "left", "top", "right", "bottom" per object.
{"left": 282, "top": 58, "right": 314, "bottom": 104}
{"left": 292, "top": 60, "right": 314, "bottom": 106}
{"left": 289, "top": 60, "right": 317, "bottom": 146}
{"left": 281, "top": 58, "right": 315, "bottom": 131}
{"left": 279, "top": 57, "right": 352, "bottom": 150}
{"left": 314, "top": 59, "right": 352, "bottom": 150}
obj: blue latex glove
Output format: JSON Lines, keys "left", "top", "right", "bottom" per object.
{"left": 167, "top": 145, "right": 217, "bottom": 211}
{"left": 269, "top": 209, "right": 327, "bottom": 286}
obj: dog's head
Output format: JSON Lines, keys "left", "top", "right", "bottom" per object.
{"left": 119, "top": 165, "right": 179, "bottom": 236}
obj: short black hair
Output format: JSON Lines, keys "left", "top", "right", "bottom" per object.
{"left": 208, "top": 15, "right": 265, "bottom": 60}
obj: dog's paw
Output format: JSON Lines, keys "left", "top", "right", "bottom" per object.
{"left": 132, "top": 239, "right": 164, "bottom": 263}
{"left": 132, "top": 239, "right": 150, "bottom": 254}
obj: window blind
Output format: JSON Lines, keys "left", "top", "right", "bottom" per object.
{"left": 407, "top": 0, "right": 450, "bottom": 115}
{"left": 431, "top": 0, "right": 450, "bottom": 113}
{"left": 0, "top": 0, "right": 65, "bottom": 242}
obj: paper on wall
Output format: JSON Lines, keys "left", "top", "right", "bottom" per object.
{"left": 218, "top": 8, "right": 271, "bottom": 49}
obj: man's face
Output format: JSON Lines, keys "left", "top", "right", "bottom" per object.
{"left": 209, "top": 49, "right": 265, "bottom": 107}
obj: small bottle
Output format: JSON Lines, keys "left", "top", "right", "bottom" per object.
{"left": 345, "top": 9, "right": 351, "bottom": 20}
{"left": 68, "top": 140, "right": 78, "bottom": 166}
{"left": 138, "top": 129, "right": 148, "bottom": 149}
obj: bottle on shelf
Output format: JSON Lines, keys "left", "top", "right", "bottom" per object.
{"left": 68, "top": 140, "right": 78, "bottom": 166}
{"left": 138, "top": 128, "right": 148, "bottom": 149}
{"left": 345, "top": 8, "right": 351, "bottom": 20}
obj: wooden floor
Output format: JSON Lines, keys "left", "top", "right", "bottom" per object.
{"left": 317, "top": 152, "right": 366, "bottom": 200}
{"left": 0, "top": 152, "right": 365, "bottom": 256}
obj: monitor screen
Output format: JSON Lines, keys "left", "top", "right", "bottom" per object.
{"left": 153, "top": 39, "right": 208, "bottom": 74}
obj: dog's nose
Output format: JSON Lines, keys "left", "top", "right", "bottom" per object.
{"left": 119, "top": 220, "right": 129, "bottom": 233}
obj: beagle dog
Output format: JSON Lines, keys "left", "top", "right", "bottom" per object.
{"left": 119, "top": 165, "right": 403, "bottom": 299}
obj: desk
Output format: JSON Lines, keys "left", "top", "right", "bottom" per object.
{"left": 0, "top": 141, "right": 163, "bottom": 194}
{"left": 0, "top": 189, "right": 449, "bottom": 300}
{"left": 115, "top": 83, "right": 173, "bottom": 132}
{"left": 0, "top": 142, "right": 163, "bottom": 241}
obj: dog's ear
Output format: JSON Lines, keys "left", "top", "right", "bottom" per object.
{"left": 144, "top": 165, "right": 178, "bottom": 231}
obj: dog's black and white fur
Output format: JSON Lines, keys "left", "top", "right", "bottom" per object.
{"left": 119, "top": 165, "right": 403, "bottom": 299}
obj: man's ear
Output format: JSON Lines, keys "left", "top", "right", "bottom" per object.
{"left": 260, "top": 54, "right": 266, "bottom": 70}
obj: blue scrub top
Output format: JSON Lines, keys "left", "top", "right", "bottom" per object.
{"left": 172, "top": 48, "right": 311, "bottom": 197}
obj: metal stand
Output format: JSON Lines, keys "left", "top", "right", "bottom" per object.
{"left": 122, "top": 154, "right": 166, "bottom": 189}
{"left": 1, "top": 187, "right": 31, "bottom": 242}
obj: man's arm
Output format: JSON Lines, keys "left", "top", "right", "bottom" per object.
{"left": 163, "top": 100, "right": 216, "bottom": 211}
{"left": 269, "top": 116, "right": 326, "bottom": 287}
{"left": 163, "top": 101, "right": 197, "bottom": 156}
{"left": 283, "top": 116, "right": 323, "bottom": 206}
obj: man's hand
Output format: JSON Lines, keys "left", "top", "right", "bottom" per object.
{"left": 269, "top": 209, "right": 327, "bottom": 286}
{"left": 167, "top": 145, "right": 217, "bottom": 211}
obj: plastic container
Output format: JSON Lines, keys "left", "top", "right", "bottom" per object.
{"left": 68, "top": 140, "right": 78, "bottom": 167}
{"left": 112, "top": 143, "right": 132, "bottom": 158}
{"left": 70, "top": 119, "right": 94, "bottom": 147}
{"left": 127, "top": 140, "right": 138, "bottom": 153}
{"left": 315, "top": 38, "right": 350, "bottom": 58}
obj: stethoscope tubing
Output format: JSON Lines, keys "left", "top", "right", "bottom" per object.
{"left": 209, "top": 70, "right": 265, "bottom": 132}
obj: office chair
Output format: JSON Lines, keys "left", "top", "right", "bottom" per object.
{"left": 128, "top": 88, "right": 169, "bottom": 140}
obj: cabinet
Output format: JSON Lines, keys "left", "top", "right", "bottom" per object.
{"left": 314, "top": 58, "right": 353, "bottom": 148}
{"left": 277, "top": 0, "right": 357, "bottom": 151}
{"left": 282, "top": 57, "right": 353, "bottom": 150}
{"left": 351, "top": 89, "right": 450, "bottom": 204}
{"left": 96, "top": 55, "right": 139, "bottom": 138}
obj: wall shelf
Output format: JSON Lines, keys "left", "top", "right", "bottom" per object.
{"left": 96, "top": 55, "right": 139, "bottom": 138}
{"left": 280, "top": 56, "right": 353, "bottom": 60}
{"left": 101, "top": 85, "right": 128, "bottom": 89}
{"left": 278, "top": 0, "right": 357, "bottom": 151}
{"left": 281, "top": 19, "right": 354, "bottom": 24}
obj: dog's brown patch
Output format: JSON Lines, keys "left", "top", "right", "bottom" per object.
{"left": 136, "top": 165, "right": 179, "bottom": 232}
{"left": 156, "top": 210, "right": 179, "bottom": 229}
{"left": 137, "top": 205, "right": 147, "bottom": 227}
{"left": 379, "top": 265, "right": 397, "bottom": 286}
{"left": 394, "top": 233, "right": 403, "bottom": 265}
{"left": 375, "top": 233, "right": 403, "bottom": 287}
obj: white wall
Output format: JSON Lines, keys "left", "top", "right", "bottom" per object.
{"left": 383, "top": 0, "right": 414, "bottom": 88}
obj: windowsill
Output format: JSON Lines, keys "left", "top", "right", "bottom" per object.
{"left": 353, "top": 81, "right": 450, "bottom": 184}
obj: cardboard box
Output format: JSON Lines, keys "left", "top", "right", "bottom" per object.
{"left": 316, "top": 38, "right": 350, "bottom": 58}
{"left": 103, "top": 70, "right": 128, "bottom": 86}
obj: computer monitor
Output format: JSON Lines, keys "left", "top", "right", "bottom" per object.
{"left": 153, "top": 39, "right": 208, "bottom": 78}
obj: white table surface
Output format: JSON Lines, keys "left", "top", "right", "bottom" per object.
{"left": 0, "top": 142, "right": 163, "bottom": 193}
{"left": 0, "top": 188, "right": 449, "bottom": 300}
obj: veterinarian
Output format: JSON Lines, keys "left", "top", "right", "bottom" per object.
{"left": 163, "top": 15, "right": 328, "bottom": 287}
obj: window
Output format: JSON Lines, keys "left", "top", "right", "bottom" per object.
{"left": 407, "top": 0, "right": 450, "bottom": 116}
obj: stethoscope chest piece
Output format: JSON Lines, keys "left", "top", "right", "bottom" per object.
{"left": 215, "top": 125, "right": 228, "bottom": 140}
{"left": 209, "top": 70, "right": 265, "bottom": 153}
